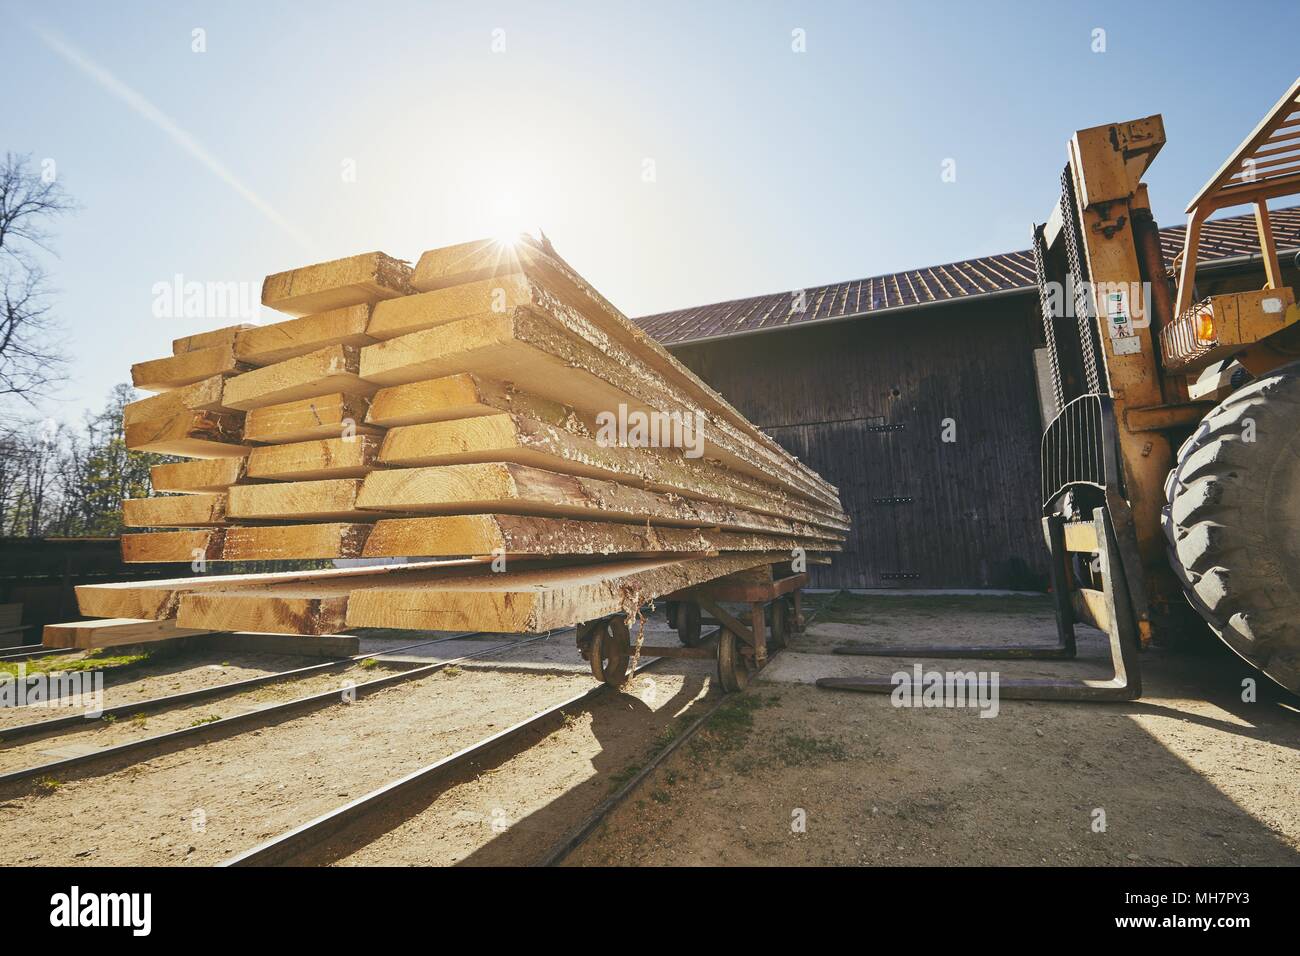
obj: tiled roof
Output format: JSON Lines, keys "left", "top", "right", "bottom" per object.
{"left": 637, "top": 205, "right": 1300, "bottom": 346}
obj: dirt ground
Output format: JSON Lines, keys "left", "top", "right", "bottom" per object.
{"left": 2, "top": 595, "right": 1296, "bottom": 867}
{"left": 569, "top": 594, "right": 1300, "bottom": 866}
{"left": 0, "top": 647, "right": 326, "bottom": 732}
{"left": 0, "top": 633, "right": 597, "bottom": 865}
{"left": 296, "top": 655, "right": 720, "bottom": 866}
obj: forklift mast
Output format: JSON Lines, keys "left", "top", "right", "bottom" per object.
{"left": 1035, "top": 116, "right": 1178, "bottom": 646}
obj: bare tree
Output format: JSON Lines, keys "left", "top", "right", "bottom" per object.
{"left": 0, "top": 152, "right": 73, "bottom": 401}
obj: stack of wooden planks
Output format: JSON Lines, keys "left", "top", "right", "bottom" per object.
{"left": 79, "top": 237, "right": 847, "bottom": 637}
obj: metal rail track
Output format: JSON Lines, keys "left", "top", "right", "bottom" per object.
{"left": 0, "top": 647, "right": 75, "bottom": 663}
{"left": 541, "top": 592, "right": 838, "bottom": 865}
{"left": 536, "top": 690, "right": 728, "bottom": 866}
{"left": 221, "top": 657, "right": 669, "bottom": 866}
{"left": 223, "top": 594, "right": 836, "bottom": 867}
{"left": 0, "top": 631, "right": 485, "bottom": 743}
{"left": 0, "top": 632, "right": 546, "bottom": 788}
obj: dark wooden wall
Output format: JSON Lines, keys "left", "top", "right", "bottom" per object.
{"left": 671, "top": 295, "right": 1049, "bottom": 589}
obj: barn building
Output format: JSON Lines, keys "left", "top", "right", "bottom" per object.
{"left": 635, "top": 207, "right": 1300, "bottom": 590}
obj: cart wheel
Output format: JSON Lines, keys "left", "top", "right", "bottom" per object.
{"left": 590, "top": 618, "right": 631, "bottom": 688}
{"left": 717, "top": 627, "right": 755, "bottom": 692}
{"left": 664, "top": 600, "right": 680, "bottom": 629}
{"left": 675, "top": 601, "right": 704, "bottom": 647}
{"left": 770, "top": 598, "right": 790, "bottom": 649}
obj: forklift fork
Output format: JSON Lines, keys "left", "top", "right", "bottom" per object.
{"left": 818, "top": 507, "right": 1141, "bottom": 701}
{"left": 820, "top": 394, "right": 1144, "bottom": 702}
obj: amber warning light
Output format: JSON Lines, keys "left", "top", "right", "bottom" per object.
{"left": 1195, "top": 309, "right": 1217, "bottom": 345}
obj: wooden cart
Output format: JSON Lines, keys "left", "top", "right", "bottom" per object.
{"left": 576, "top": 563, "right": 808, "bottom": 692}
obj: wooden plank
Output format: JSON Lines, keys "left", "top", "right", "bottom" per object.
{"left": 221, "top": 523, "right": 372, "bottom": 560}
{"left": 234, "top": 304, "right": 375, "bottom": 365}
{"left": 362, "top": 514, "right": 822, "bottom": 559}
{"left": 131, "top": 344, "right": 248, "bottom": 392}
{"left": 43, "top": 618, "right": 214, "bottom": 650}
{"left": 76, "top": 558, "right": 481, "bottom": 621}
{"left": 359, "top": 308, "right": 842, "bottom": 511}
{"left": 124, "top": 410, "right": 245, "bottom": 458}
{"left": 262, "top": 252, "right": 412, "bottom": 317}
{"left": 123, "top": 375, "right": 228, "bottom": 425}
{"left": 411, "top": 236, "right": 838, "bottom": 501}
{"left": 223, "top": 345, "right": 375, "bottom": 411}
{"left": 150, "top": 457, "right": 248, "bottom": 494}
{"left": 356, "top": 463, "right": 843, "bottom": 541}
{"left": 244, "top": 392, "right": 379, "bottom": 444}
{"left": 122, "top": 529, "right": 225, "bottom": 564}
{"left": 173, "top": 552, "right": 777, "bottom": 635}
{"left": 366, "top": 274, "right": 532, "bottom": 340}
{"left": 366, "top": 372, "right": 583, "bottom": 430}
{"left": 227, "top": 478, "right": 393, "bottom": 521}
{"left": 173, "top": 324, "right": 258, "bottom": 355}
{"left": 123, "top": 494, "right": 227, "bottom": 528}
{"left": 377, "top": 413, "right": 846, "bottom": 529}
{"left": 181, "top": 585, "right": 352, "bottom": 635}
{"left": 345, "top": 553, "right": 781, "bottom": 634}
{"left": 246, "top": 435, "right": 383, "bottom": 481}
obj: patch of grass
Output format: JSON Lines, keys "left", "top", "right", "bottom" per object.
{"left": 774, "top": 732, "right": 848, "bottom": 766}
{"left": 650, "top": 789, "right": 671, "bottom": 804}
{"left": 691, "top": 692, "right": 769, "bottom": 756}
{"left": 607, "top": 762, "right": 642, "bottom": 792}
{"left": 358, "top": 658, "right": 379, "bottom": 670}
{"left": 188, "top": 714, "right": 221, "bottom": 727}
{"left": 652, "top": 720, "right": 681, "bottom": 750}
{"left": 35, "top": 776, "right": 62, "bottom": 795}
{"left": 100, "top": 713, "right": 117, "bottom": 724}
{"left": 442, "top": 665, "right": 462, "bottom": 678}
{"left": 0, "top": 651, "right": 149, "bottom": 679}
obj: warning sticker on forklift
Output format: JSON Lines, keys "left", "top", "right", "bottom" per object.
{"left": 1105, "top": 289, "right": 1132, "bottom": 337}
{"left": 1104, "top": 288, "right": 1143, "bottom": 354}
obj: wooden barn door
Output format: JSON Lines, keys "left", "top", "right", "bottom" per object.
{"left": 764, "top": 419, "right": 911, "bottom": 588}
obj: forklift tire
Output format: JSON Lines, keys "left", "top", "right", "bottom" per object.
{"left": 1162, "top": 363, "right": 1300, "bottom": 696}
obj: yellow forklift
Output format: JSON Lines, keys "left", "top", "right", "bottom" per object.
{"left": 822, "top": 78, "right": 1300, "bottom": 701}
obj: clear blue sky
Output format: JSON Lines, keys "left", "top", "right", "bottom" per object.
{"left": 2, "top": 0, "right": 1297, "bottom": 423}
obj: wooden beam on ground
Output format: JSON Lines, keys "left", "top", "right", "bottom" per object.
{"left": 356, "top": 463, "right": 843, "bottom": 541}
{"left": 131, "top": 344, "right": 248, "bottom": 392}
{"left": 246, "top": 435, "right": 383, "bottom": 481}
{"left": 262, "top": 252, "right": 413, "bottom": 317}
{"left": 125, "top": 410, "right": 246, "bottom": 458}
{"left": 244, "top": 392, "right": 379, "bottom": 444}
{"left": 227, "top": 478, "right": 393, "bottom": 521}
{"left": 122, "top": 529, "right": 225, "bottom": 564}
{"left": 150, "top": 457, "right": 248, "bottom": 494}
{"left": 123, "top": 493, "right": 227, "bottom": 528}
{"left": 76, "top": 558, "right": 484, "bottom": 620}
{"left": 234, "top": 304, "right": 375, "bottom": 365}
{"left": 223, "top": 345, "right": 376, "bottom": 411}
{"left": 43, "top": 618, "right": 215, "bottom": 650}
